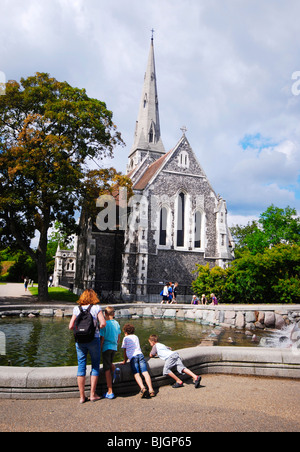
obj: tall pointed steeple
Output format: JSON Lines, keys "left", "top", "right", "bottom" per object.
{"left": 127, "top": 36, "right": 165, "bottom": 174}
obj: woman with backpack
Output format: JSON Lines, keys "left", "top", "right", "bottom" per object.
{"left": 69, "top": 289, "right": 106, "bottom": 404}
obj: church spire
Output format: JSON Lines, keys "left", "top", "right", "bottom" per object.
{"left": 127, "top": 36, "right": 165, "bottom": 172}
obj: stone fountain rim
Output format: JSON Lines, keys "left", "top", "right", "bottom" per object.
{"left": 0, "top": 302, "right": 300, "bottom": 399}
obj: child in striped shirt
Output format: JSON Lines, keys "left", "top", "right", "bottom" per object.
{"left": 121, "top": 324, "right": 155, "bottom": 398}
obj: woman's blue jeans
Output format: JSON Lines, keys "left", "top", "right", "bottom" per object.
{"left": 75, "top": 337, "right": 101, "bottom": 377}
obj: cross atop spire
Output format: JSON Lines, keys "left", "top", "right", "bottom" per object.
{"left": 151, "top": 28, "right": 155, "bottom": 41}
{"left": 180, "top": 126, "right": 188, "bottom": 136}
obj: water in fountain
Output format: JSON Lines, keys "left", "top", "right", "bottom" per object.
{"left": 259, "top": 322, "right": 300, "bottom": 349}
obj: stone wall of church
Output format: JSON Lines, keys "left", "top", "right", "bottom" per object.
{"left": 121, "top": 143, "right": 226, "bottom": 296}
{"left": 140, "top": 141, "right": 223, "bottom": 291}
{"left": 146, "top": 139, "right": 219, "bottom": 259}
{"left": 74, "top": 210, "right": 91, "bottom": 291}
{"left": 94, "top": 230, "right": 124, "bottom": 293}
{"left": 147, "top": 249, "right": 210, "bottom": 288}
{"left": 147, "top": 176, "right": 218, "bottom": 258}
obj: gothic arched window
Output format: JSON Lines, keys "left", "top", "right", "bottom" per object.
{"left": 149, "top": 125, "right": 154, "bottom": 143}
{"left": 194, "top": 211, "right": 202, "bottom": 248}
{"left": 177, "top": 193, "right": 185, "bottom": 247}
{"left": 178, "top": 151, "right": 189, "bottom": 169}
{"left": 159, "top": 207, "right": 167, "bottom": 246}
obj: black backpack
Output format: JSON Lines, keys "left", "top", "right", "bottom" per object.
{"left": 73, "top": 305, "right": 96, "bottom": 344}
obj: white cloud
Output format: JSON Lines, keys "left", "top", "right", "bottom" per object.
{"left": 227, "top": 214, "right": 259, "bottom": 228}
{"left": 0, "top": 0, "right": 300, "bottom": 226}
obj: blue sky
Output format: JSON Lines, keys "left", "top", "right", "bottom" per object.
{"left": 239, "top": 134, "right": 278, "bottom": 152}
{"left": 0, "top": 0, "right": 299, "bottom": 226}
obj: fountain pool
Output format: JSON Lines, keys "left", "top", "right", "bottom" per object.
{"left": 0, "top": 316, "right": 289, "bottom": 368}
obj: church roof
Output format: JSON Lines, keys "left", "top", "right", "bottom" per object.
{"left": 133, "top": 150, "right": 171, "bottom": 190}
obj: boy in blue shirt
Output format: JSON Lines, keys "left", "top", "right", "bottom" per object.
{"left": 100, "top": 307, "right": 121, "bottom": 399}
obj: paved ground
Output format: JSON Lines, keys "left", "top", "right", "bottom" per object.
{"left": 0, "top": 375, "right": 299, "bottom": 432}
{"left": 0, "top": 283, "right": 36, "bottom": 304}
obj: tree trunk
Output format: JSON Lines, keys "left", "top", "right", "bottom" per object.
{"left": 37, "top": 226, "right": 49, "bottom": 302}
{"left": 37, "top": 252, "right": 49, "bottom": 301}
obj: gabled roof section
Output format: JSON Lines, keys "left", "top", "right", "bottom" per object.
{"left": 133, "top": 150, "right": 171, "bottom": 190}
{"left": 132, "top": 133, "right": 218, "bottom": 198}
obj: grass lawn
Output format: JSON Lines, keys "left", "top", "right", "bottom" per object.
{"left": 29, "top": 286, "right": 78, "bottom": 303}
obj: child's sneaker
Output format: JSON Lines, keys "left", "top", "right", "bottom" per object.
{"left": 195, "top": 376, "right": 202, "bottom": 389}
{"left": 113, "top": 367, "right": 121, "bottom": 384}
{"left": 172, "top": 382, "right": 184, "bottom": 388}
{"left": 103, "top": 392, "right": 115, "bottom": 399}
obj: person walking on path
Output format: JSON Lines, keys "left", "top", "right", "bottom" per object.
{"left": 24, "top": 277, "right": 29, "bottom": 292}
{"left": 0, "top": 283, "right": 34, "bottom": 302}
{"left": 170, "top": 282, "right": 179, "bottom": 304}
{"left": 69, "top": 289, "right": 106, "bottom": 404}
{"left": 160, "top": 282, "right": 171, "bottom": 304}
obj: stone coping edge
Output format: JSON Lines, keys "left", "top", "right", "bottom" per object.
{"left": 0, "top": 347, "right": 299, "bottom": 400}
{"left": 1, "top": 303, "right": 299, "bottom": 312}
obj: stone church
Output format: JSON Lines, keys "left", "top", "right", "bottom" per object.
{"left": 54, "top": 37, "right": 234, "bottom": 301}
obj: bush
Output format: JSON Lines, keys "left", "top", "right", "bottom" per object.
{"left": 192, "top": 244, "right": 300, "bottom": 304}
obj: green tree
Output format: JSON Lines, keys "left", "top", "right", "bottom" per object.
{"left": 259, "top": 205, "right": 300, "bottom": 247}
{"left": 0, "top": 73, "right": 125, "bottom": 300}
{"left": 48, "top": 221, "right": 74, "bottom": 251}
{"left": 230, "top": 205, "right": 300, "bottom": 255}
{"left": 230, "top": 220, "right": 259, "bottom": 247}
{"left": 5, "top": 251, "right": 38, "bottom": 283}
{"left": 192, "top": 264, "right": 227, "bottom": 301}
{"left": 193, "top": 245, "right": 300, "bottom": 304}
{"left": 192, "top": 264, "right": 213, "bottom": 297}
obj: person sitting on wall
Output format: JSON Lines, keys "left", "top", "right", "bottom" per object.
{"left": 210, "top": 293, "right": 218, "bottom": 305}
{"left": 191, "top": 295, "right": 199, "bottom": 305}
{"left": 201, "top": 294, "right": 208, "bottom": 305}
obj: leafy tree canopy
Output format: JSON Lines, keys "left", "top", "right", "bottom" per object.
{"left": 193, "top": 205, "right": 300, "bottom": 304}
{"left": 0, "top": 73, "right": 129, "bottom": 300}
{"left": 192, "top": 244, "right": 300, "bottom": 304}
{"left": 230, "top": 205, "right": 300, "bottom": 255}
